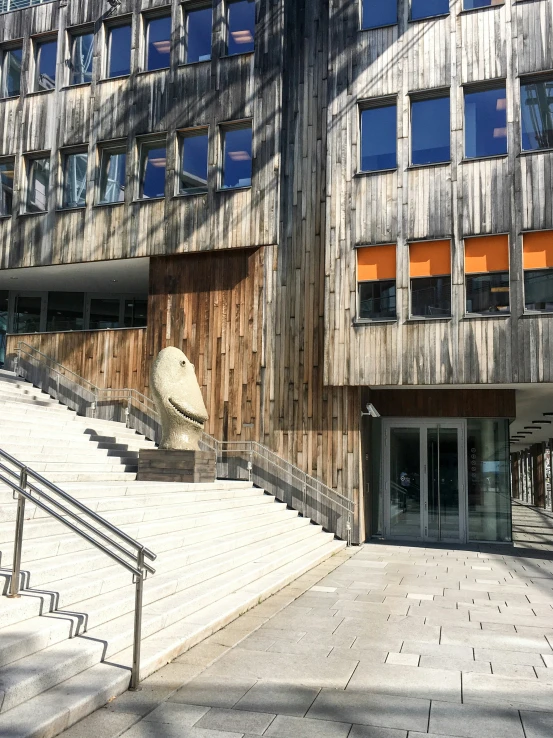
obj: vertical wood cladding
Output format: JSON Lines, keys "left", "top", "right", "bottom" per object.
{"left": 325, "top": 0, "right": 553, "bottom": 387}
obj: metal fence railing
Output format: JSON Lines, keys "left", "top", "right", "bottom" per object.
{"left": 0, "top": 0, "right": 54, "bottom": 13}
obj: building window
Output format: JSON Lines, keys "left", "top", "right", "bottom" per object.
{"left": 465, "top": 84, "right": 507, "bottom": 158}
{"left": 360, "top": 102, "right": 397, "bottom": 172}
{"left": 1, "top": 46, "right": 23, "bottom": 98}
{"left": 523, "top": 231, "right": 553, "bottom": 312}
{"left": 139, "top": 139, "right": 167, "bottom": 199}
{"left": 184, "top": 4, "right": 212, "bottom": 64}
{"left": 26, "top": 156, "right": 50, "bottom": 213}
{"left": 98, "top": 145, "right": 127, "bottom": 204}
{"left": 411, "top": 94, "right": 450, "bottom": 165}
{"left": 106, "top": 23, "right": 132, "bottom": 78}
{"left": 361, "top": 0, "right": 397, "bottom": 30}
{"left": 68, "top": 30, "right": 94, "bottom": 85}
{"left": 179, "top": 128, "right": 209, "bottom": 195}
{"left": 145, "top": 15, "right": 171, "bottom": 71}
{"left": 411, "top": 0, "right": 449, "bottom": 21}
{"left": 0, "top": 291, "right": 8, "bottom": 366}
{"left": 34, "top": 38, "right": 57, "bottom": 91}
{"left": 465, "top": 235, "right": 510, "bottom": 314}
{"left": 89, "top": 297, "right": 121, "bottom": 330}
{"left": 46, "top": 293, "right": 85, "bottom": 332}
{"left": 410, "top": 240, "right": 451, "bottom": 317}
{"left": 357, "top": 245, "right": 397, "bottom": 320}
{"left": 0, "top": 159, "right": 14, "bottom": 217}
{"left": 124, "top": 298, "right": 148, "bottom": 328}
{"left": 464, "top": 0, "right": 504, "bottom": 9}
{"left": 221, "top": 122, "right": 252, "bottom": 189}
{"left": 62, "top": 151, "right": 88, "bottom": 209}
{"left": 226, "top": 0, "right": 255, "bottom": 56}
{"left": 520, "top": 76, "right": 553, "bottom": 152}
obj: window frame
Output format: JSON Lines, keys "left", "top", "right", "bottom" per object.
{"left": 177, "top": 126, "right": 210, "bottom": 196}
{"left": 60, "top": 146, "right": 89, "bottom": 210}
{"left": 24, "top": 152, "right": 51, "bottom": 214}
{"left": 463, "top": 234, "right": 511, "bottom": 317}
{"left": 522, "top": 230, "right": 553, "bottom": 314}
{"left": 358, "top": 97, "right": 398, "bottom": 174}
{"left": 143, "top": 10, "right": 173, "bottom": 72}
{"left": 359, "top": 0, "right": 398, "bottom": 31}
{"left": 97, "top": 140, "right": 128, "bottom": 206}
{"left": 408, "top": 239, "right": 453, "bottom": 320}
{"left": 32, "top": 34, "right": 58, "bottom": 93}
{"left": 410, "top": 0, "right": 450, "bottom": 22}
{"left": 356, "top": 244, "right": 398, "bottom": 322}
{"left": 181, "top": 1, "right": 213, "bottom": 66}
{"left": 225, "top": 0, "right": 256, "bottom": 57}
{"left": 519, "top": 72, "right": 553, "bottom": 154}
{"left": 0, "top": 156, "right": 15, "bottom": 218}
{"left": 66, "top": 25, "right": 95, "bottom": 87}
{"left": 104, "top": 15, "right": 133, "bottom": 80}
{"left": 0, "top": 42, "right": 24, "bottom": 99}
{"left": 462, "top": 0, "right": 505, "bottom": 11}
{"left": 409, "top": 89, "right": 451, "bottom": 167}
{"left": 137, "top": 136, "right": 168, "bottom": 201}
{"left": 463, "top": 79, "right": 508, "bottom": 161}
{"left": 219, "top": 119, "right": 253, "bottom": 191}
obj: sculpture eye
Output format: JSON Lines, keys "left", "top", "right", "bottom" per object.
{"left": 180, "top": 360, "right": 186, "bottom": 367}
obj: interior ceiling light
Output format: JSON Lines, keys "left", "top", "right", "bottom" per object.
{"left": 229, "top": 151, "right": 251, "bottom": 161}
{"left": 152, "top": 41, "right": 171, "bottom": 54}
{"left": 231, "top": 30, "right": 254, "bottom": 44}
{"left": 533, "top": 419, "right": 552, "bottom": 424}
{"left": 524, "top": 426, "right": 541, "bottom": 430}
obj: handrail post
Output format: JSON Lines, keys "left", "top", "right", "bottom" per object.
{"left": 8, "top": 467, "right": 27, "bottom": 598}
{"left": 130, "top": 548, "right": 145, "bottom": 691}
{"left": 302, "top": 472, "right": 307, "bottom": 518}
{"left": 247, "top": 443, "right": 253, "bottom": 483}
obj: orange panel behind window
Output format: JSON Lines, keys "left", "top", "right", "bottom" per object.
{"left": 409, "top": 240, "right": 451, "bottom": 278}
{"left": 523, "top": 231, "right": 553, "bottom": 270}
{"left": 357, "top": 245, "right": 396, "bottom": 282}
{"left": 465, "top": 235, "right": 509, "bottom": 274}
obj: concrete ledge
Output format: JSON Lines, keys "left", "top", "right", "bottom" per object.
{"left": 138, "top": 449, "right": 217, "bottom": 483}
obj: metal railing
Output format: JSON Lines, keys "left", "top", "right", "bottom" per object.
{"left": 0, "top": 0, "right": 54, "bottom": 13}
{"left": 8, "top": 341, "right": 357, "bottom": 543}
{"left": 0, "top": 447, "right": 156, "bottom": 690}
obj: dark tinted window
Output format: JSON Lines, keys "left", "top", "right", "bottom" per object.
{"left": 35, "top": 39, "right": 57, "bottom": 91}
{"left": 411, "top": 96, "right": 450, "bottom": 165}
{"left": 0, "top": 160, "right": 14, "bottom": 216}
{"left": 466, "top": 272, "right": 510, "bottom": 314}
{"left": 465, "top": 86, "right": 507, "bottom": 158}
{"left": 70, "top": 32, "right": 94, "bottom": 85}
{"left": 359, "top": 280, "right": 396, "bottom": 320}
{"left": 411, "top": 0, "right": 449, "bottom": 20}
{"left": 411, "top": 276, "right": 451, "bottom": 317}
{"left": 222, "top": 125, "right": 252, "bottom": 189}
{"left": 227, "top": 0, "right": 255, "bottom": 55}
{"left": 124, "top": 299, "right": 148, "bottom": 328}
{"left": 360, "top": 105, "right": 397, "bottom": 171}
{"left": 146, "top": 16, "right": 171, "bottom": 71}
{"left": 63, "top": 152, "right": 88, "bottom": 208}
{"left": 26, "top": 158, "right": 50, "bottom": 212}
{"left": 361, "top": 0, "right": 397, "bottom": 30}
{"left": 524, "top": 269, "right": 553, "bottom": 312}
{"left": 99, "top": 148, "right": 126, "bottom": 204}
{"left": 46, "top": 293, "right": 85, "bottom": 331}
{"left": 139, "top": 142, "right": 166, "bottom": 199}
{"left": 1, "top": 47, "right": 23, "bottom": 97}
{"left": 89, "top": 298, "right": 120, "bottom": 330}
{"left": 520, "top": 78, "right": 553, "bottom": 152}
{"left": 108, "top": 25, "right": 132, "bottom": 77}
{"left": 0, "top": 291, "right": 8, "bottom": 366}
{"left": 464, "top": 0, "right": 502, "bottom": 8}
{"left": 180, "top": 130, "right": 209, "bottom": 194}
{"left": 186, "top": 6, "right": 212, "bottom": 63}
{"left": 14, "top": 295, "right": 42, "bottom": 334}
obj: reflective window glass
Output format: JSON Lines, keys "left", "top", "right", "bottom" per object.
{"left": 359, "top": 280, "right": 396, "bottom": 320}
{"left": 221, "top": 125, "right": 252, "bottom": 189}
{"left": 89, "top": 298, "right": 121, "bottom": 330}
{"left": 227, "top": 0, "right": 255, "bottom": 55}
{"left": 146, "top": 16, "right": 171, "bottom": 71}
{"left": 466, "top": 272, "right": 510, "bottom": 314}
{"left": 0, "top": 159, "right": 14, "bottom": 216}
{"left": 360, "top": 105, "right": 397, "bottom": 172}
{"left": 69, "top": 32, "right": 94, "bottom": 85}
{"left": 46, "top": 293, "right": 85, "bottom": 332}
{"left": 411, "top": 0, "right": 449, "bottom": 20}
{"left": 185, "top": 6, "right": 212, "bottom": 63}
{"left": 180, "top": 130, "right": 208, "bottom": 194}
{"left": 34, "top": 39, "right": 57, "bottom": 91}
{"left": 26, "top": 157, "right": 50, "bottom": 213}
{"left": 139, "top": 141, "right": 166, "bottom": 199}
{"left": 411, "top": 96, "right": 450, "bottom": 165}
{"left": 465, "top": 86, "right": 507, "bottom": 158}
{"left": 411, "top": 276, "right": 451, "bottom": 317}
{"left": 99, "top": 147, "right": 126, "bottom": 204}
{"left": 464, "top": 0, "right": 503, "bottom": 9}
{"left": 63, "top": 152, "right": 88, "bottom": 208}
{"left": 0, "top": 290, "right": 8, "bottom": 366}
{"left": 361, "top": 0, "right": 397, "bottom": 30}
{"left": 107, "top": 24, "right": 132, "bottom": 78}
{"left": 520, "top": 78, "right": 553, "bottom": 152}
{"left": 14, "top": 295, "right": 42, "bottom": 334}
{"left": 124, "top": 298, "right": 148, "bottom": 328}
{"left": 1, "top": 47, "right": 23, "bottom": 97}
{"left": 524, "top": 269, "right": 553, "bottom": 312}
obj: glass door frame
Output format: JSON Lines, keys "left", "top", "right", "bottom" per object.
{"left": 382, "top": 418, "right": 468, "bottom": 543}
{"left": 8, "top": 291, "right": 48, "bottom": 334}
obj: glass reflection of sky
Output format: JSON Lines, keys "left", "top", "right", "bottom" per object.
{"left": 465, "top": 87, "right": 507, "bottom": 158}
{"left": 187, "top": 7, "right": 213, "bottom": 63}
{"left": 147, "top": 17, "right": 171, "bottom": 71}
{"left": 412, "top": 97, "right": 450, "bottom": 165}
{"left": 223, "top": 127, "right": 252, "bottom": 188}
{"left": 228, "top": 0, "right": 255, "bottom": 56}
{"left": 361, "top": 106, "right": 397, "bottom": 171}
{"left": 361, "top": 0, "right": 397, "bottom": 30}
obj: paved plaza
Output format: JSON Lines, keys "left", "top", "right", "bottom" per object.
{"left": 60, "top": 507, "right": 553, "bottom": 738}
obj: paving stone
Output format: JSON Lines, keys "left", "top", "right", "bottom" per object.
{"left": 57, "top": 710, "right": 139, "bottom": 738}
{"left": 428, "top": 699, "right": 524, "bottom": 738}
{"left": 349, "top": 727, "right": 406, "bottom": 738}
{"left": 121, "top": 725, "right": 242, "bottom": 738}
{"left": 235, "top": 635, "right": 276, "bottom": 652}
{"left": 492, "top": 664, "right": 537, "bottom": 679}
{"left": 463, "top": 671, "right": 553, "bottom": 711}
{"left": 386, "top": 652, "right": 419, "bottom": 666}
{"left": 194, "top": 707, "right": 275, "bottom": 734}
{"left": 520, "top": 710, "right": 553, "bottom": 738}
{"left": 542, "top": 653, "right": 553, "bottom": 667}
{"left": 401, "top": 641, "right": 474, "bottom": 660}
{"left": 306, "top": 688, "right": 429, "bottom": 732}
{"left": 441, "top": 626, "right": 550, "bottom": 653}
{"left": 169, "top": 675, "right": 257, "bottom": 708}
{"left": 310, "top": 586, "right": 336, "bottom": 593}
{"left": 419, "top": 656, "right": 491, "bottom": 673}
{"left": 265, "top": 714, "right": 351, "bottom": 738}
{"left": 234, "top": 683, "right": 319, "bottom": 718}
{"left": 143, "top": 703, "right": 209, "bottom": 726}
{"left": 347, "top": 661, "right": 461, "bottom": 702}
{"left": 475, "top": 648, "right": 545, "bottom": 666}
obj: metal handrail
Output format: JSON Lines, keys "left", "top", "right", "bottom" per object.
{"left": 0, "top": 447, "right": 156, "bottom": 690}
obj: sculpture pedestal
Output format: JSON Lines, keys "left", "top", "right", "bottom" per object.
{"left": 137, "top": 449, "right": 217, "bottom": 483}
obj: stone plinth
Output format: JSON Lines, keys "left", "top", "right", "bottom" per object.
{"left": 138, "top": 449, "right": 217, "bottom": 483}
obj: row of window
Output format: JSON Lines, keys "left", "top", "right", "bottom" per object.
{"left": 357, "top": 232, "right": 553, "bottom": 321}
{"left": 361, "top": 77, "right": 553, "bottom": 172}
{"left": 0, "top": 0, "right": 255, "bottom": 99}
{"left": 0, "top": 121, "right": 253, "bottom": 216}
{"left": 362, "top": 0, "right": 532, "bottom": 29}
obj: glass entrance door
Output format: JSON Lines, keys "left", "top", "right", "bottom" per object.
{"left": 384, "top": 420, "right": 466, "bottom": 542}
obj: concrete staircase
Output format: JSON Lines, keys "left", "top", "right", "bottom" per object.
{"left": 0, "top": 370, "right": 345, "bottom": 737}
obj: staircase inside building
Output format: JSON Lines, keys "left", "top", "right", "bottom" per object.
{"left": 0, "top": 369, "right": 345, "bottom": 737}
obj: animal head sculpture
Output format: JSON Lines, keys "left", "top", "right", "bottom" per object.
{"left": 150, "top": 347, "right": 209, "bottom": 450}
